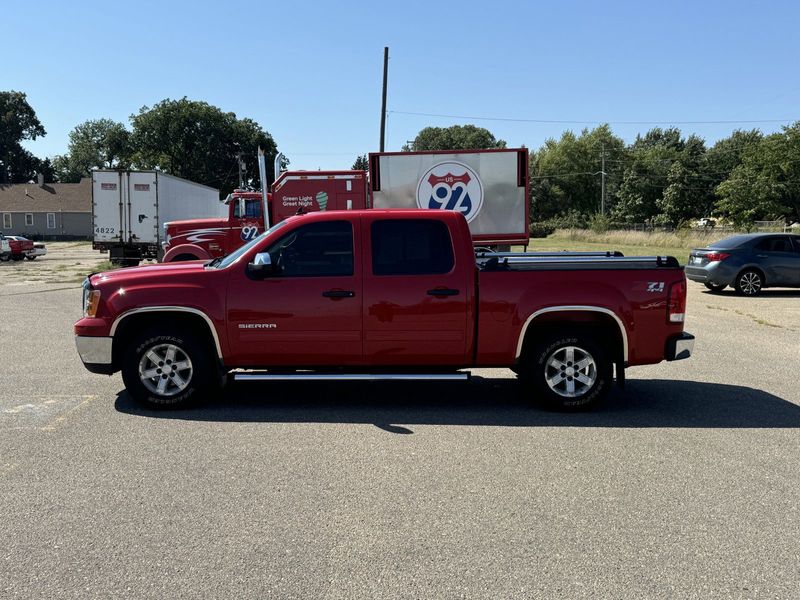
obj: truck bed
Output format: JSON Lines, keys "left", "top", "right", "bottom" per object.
{"left": 475, "top": 252, "right": 685, "bottom": 367}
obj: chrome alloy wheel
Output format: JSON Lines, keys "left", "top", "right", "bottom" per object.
{"left": 739, "top": 272, "right": 762, "bottom": 295}
{"left": 544, "top": 346, "right": 597, "bottom": 398}
{"left": 138, "top": 343, "right": 193, "bottom": 397}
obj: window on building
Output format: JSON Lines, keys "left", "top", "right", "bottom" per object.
{"left": 25, "top": 213, "right": 34, "bottom": 226}
{"left": 371, "top": 219, "right": 455, "bottom": 276}
{"left": 47, "top": 213, "right": 56, "bottom": 229}
{"left": 2, "top": 214, "right": 11, "bottom": 229}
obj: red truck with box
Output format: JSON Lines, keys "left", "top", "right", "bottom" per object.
{"left": 162, "top": 170, "right": 369, "bottom": 262}
{"left": 161, "top": 148, "right": 529, "bottom": 261}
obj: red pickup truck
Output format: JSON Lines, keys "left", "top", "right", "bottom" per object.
{"left": 74, "top": 210, "right": 693, "bottom": 410}
{"left": 6, "top": 236, "right": 35, "bottom": 261}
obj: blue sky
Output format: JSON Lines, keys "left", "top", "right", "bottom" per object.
{"left": 4, "top": 0, "right": 799, "bottom": 171}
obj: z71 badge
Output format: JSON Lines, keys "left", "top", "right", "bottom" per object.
{"left": 647, "top": 282, "right": 665, "bottom": 293}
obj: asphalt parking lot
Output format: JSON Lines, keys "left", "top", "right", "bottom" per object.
{"left": 1, "top": 246, "right": 799, "bottom": 599}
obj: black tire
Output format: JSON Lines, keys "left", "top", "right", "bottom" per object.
{"left": 735, "top": 269, "right": 763, "bottom": 296}
{"left": 11, "top": 254, "right": 23, "bottom": 261}
{"left": 121, "top": 327, "right": 217, "bottom": 409}
{"left": 520, "top": 330, "right": 613, "bottom": 411}
{"left": 25, "top": 255, "right": 37, "bottom": 261}
{"left": 171, "top": 254, "right": 199, "bottom": 262}
{"left": 704, "top": 282, "right": 726, "bottom": 293}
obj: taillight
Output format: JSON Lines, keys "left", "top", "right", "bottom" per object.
{"left": 667, "top": 280, "right": 686, "bottom": 323}
{"left": 705, "top": 252, "right": 730, "bottom": 262}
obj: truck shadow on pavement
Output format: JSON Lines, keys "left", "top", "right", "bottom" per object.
{"left": 114, "top": 378, "right": 800, "bottom": 431}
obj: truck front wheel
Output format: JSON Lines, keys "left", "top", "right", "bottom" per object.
{"left": 521, "top": 331, "right": 612, "bottom": 411}
{"left": 121, "top": 327, "right": 216, "bottom": 409}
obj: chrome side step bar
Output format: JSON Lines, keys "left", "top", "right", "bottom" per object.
{"left": 233, "top": 372, "right": 471, "bottom": 382}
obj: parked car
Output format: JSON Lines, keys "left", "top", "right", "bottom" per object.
{"left": 74, "top": 210, "right": 694, "bottom": 411}
{"left": 0, "top": 234, "right": 11, "bottom": 262}
{"left": 5, "top": 235, "right": 35, "bottom": 261}
{"left": 6, "top": 235, "right": 46, "bottom": 260}
{"left": 686, "top": 233, "right": 800, "bottom": 295}
{"left": 691, "top": 217, "right": 716, "bottom": 229}
{"left": 25, "top": 239, "right": 47, "bottom": 260}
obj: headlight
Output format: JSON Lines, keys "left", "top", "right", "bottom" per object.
{"left": 82, "top": 279, "right": 102, "bottom": 317}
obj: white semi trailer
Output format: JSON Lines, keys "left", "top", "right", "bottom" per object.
{"left": 91, "top": 170, "right": 223, "bottom": 265}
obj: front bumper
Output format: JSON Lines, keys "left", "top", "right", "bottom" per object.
{"left": 666, "top": 332, "right": 695, "bottom": 361}
{"left": 75, "top": 336, "right": 114, "bottom": 375}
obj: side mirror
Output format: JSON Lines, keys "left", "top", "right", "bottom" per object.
{"left": 246, "top": 252, "right": 274, "bottom": 279}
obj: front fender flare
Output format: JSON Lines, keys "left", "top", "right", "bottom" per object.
{"left": 162, "top": 243, "right": 211, "bottom": 262}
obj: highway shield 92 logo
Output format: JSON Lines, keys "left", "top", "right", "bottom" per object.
{"left": 416, "top": 161, "right": 484, "bottom": 223}
{"left": 240, "top": 225, "right": 260, "bottom": 241}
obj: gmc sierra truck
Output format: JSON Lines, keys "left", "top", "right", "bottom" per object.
{"left": 74, "top": 210, "right": 694, "bottom": 410}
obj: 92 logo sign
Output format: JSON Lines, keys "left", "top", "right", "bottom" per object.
{"left": 416, "top": 161, "right": 484, "bottom": 223}
{"left": 240, "top": 225, "right": 259, "bottom": 241}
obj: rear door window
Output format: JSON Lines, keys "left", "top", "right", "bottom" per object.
{"left": 371, "top": 219, "right": 454, "bottom": 276}
{"left": 756, "top": 237, "right": 793, "bottom": 253}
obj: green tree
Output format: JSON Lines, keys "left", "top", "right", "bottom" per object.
{"left": 0, "top": 91, "right": 47, "bottom": 183}
{"left": 530, "top": 124, "right": 625, "bottom": 220}
{"left": 53, "top": 118, "right": 132, "bottom": 182}
{"left": 403, "top": 124, "right": 506, "bottom": 151}
{"left": 657, "top": 135, "right": 712, "bottom": 226}
{"left": 352, "top": 154, "right": 369, "bottom": 170}
{"left": 130, "top": 98, "right": 279, "bottom": 195}
{"left": 716, "top": 123, "right": 800, "bottom": 227}
{"left": 612, "top": 128, "right": 685, "bottom": 224}
{"left": 706, "top": 129, "right": 763, "bottom": 176}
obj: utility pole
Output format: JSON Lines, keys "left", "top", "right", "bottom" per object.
{"left": 600, "top": 145, "right": 606, "bottom": 215}
{"left": 379, "top": 46, "right": 389, "bottom": 152}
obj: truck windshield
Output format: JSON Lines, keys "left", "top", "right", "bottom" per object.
{"left": 210, "top": 221, "right": 288, "bottom": 269}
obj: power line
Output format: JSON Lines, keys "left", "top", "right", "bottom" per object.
{"left": 388, "top": 110, "right": 797, "bottom": 126}
{"left": 531, "top": 171, "right": 602, "bottom": 179}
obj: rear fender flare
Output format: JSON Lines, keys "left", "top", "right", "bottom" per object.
{"left": 515, "top": 305, "right": 629, "bottom": 363}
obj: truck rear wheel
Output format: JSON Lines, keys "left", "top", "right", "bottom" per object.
{"left": 121, "top": 327, "right": 216, "bottom": 409}
{"left": 521, "top": 331, "right": 612, "bottom": 411}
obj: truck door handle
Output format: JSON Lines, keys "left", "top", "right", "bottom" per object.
{"left": 427, "top": 288, "right": 460, "bottom": 297}
{"left": 756, "top": 254, "right": 768, "bottom": 258}
{"left": 322, "top": 290, "right": 355, "bottom": 298}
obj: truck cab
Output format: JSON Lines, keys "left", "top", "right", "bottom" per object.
{"left": 161, "top": 191, "right": 266, "bottom": 261}
{"left": 162, "top": 170, "right": 369, "bottom": 262}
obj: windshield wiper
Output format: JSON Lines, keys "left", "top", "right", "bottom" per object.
{"left": 206, "top": 256, "right": 224, "bottom": 268}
